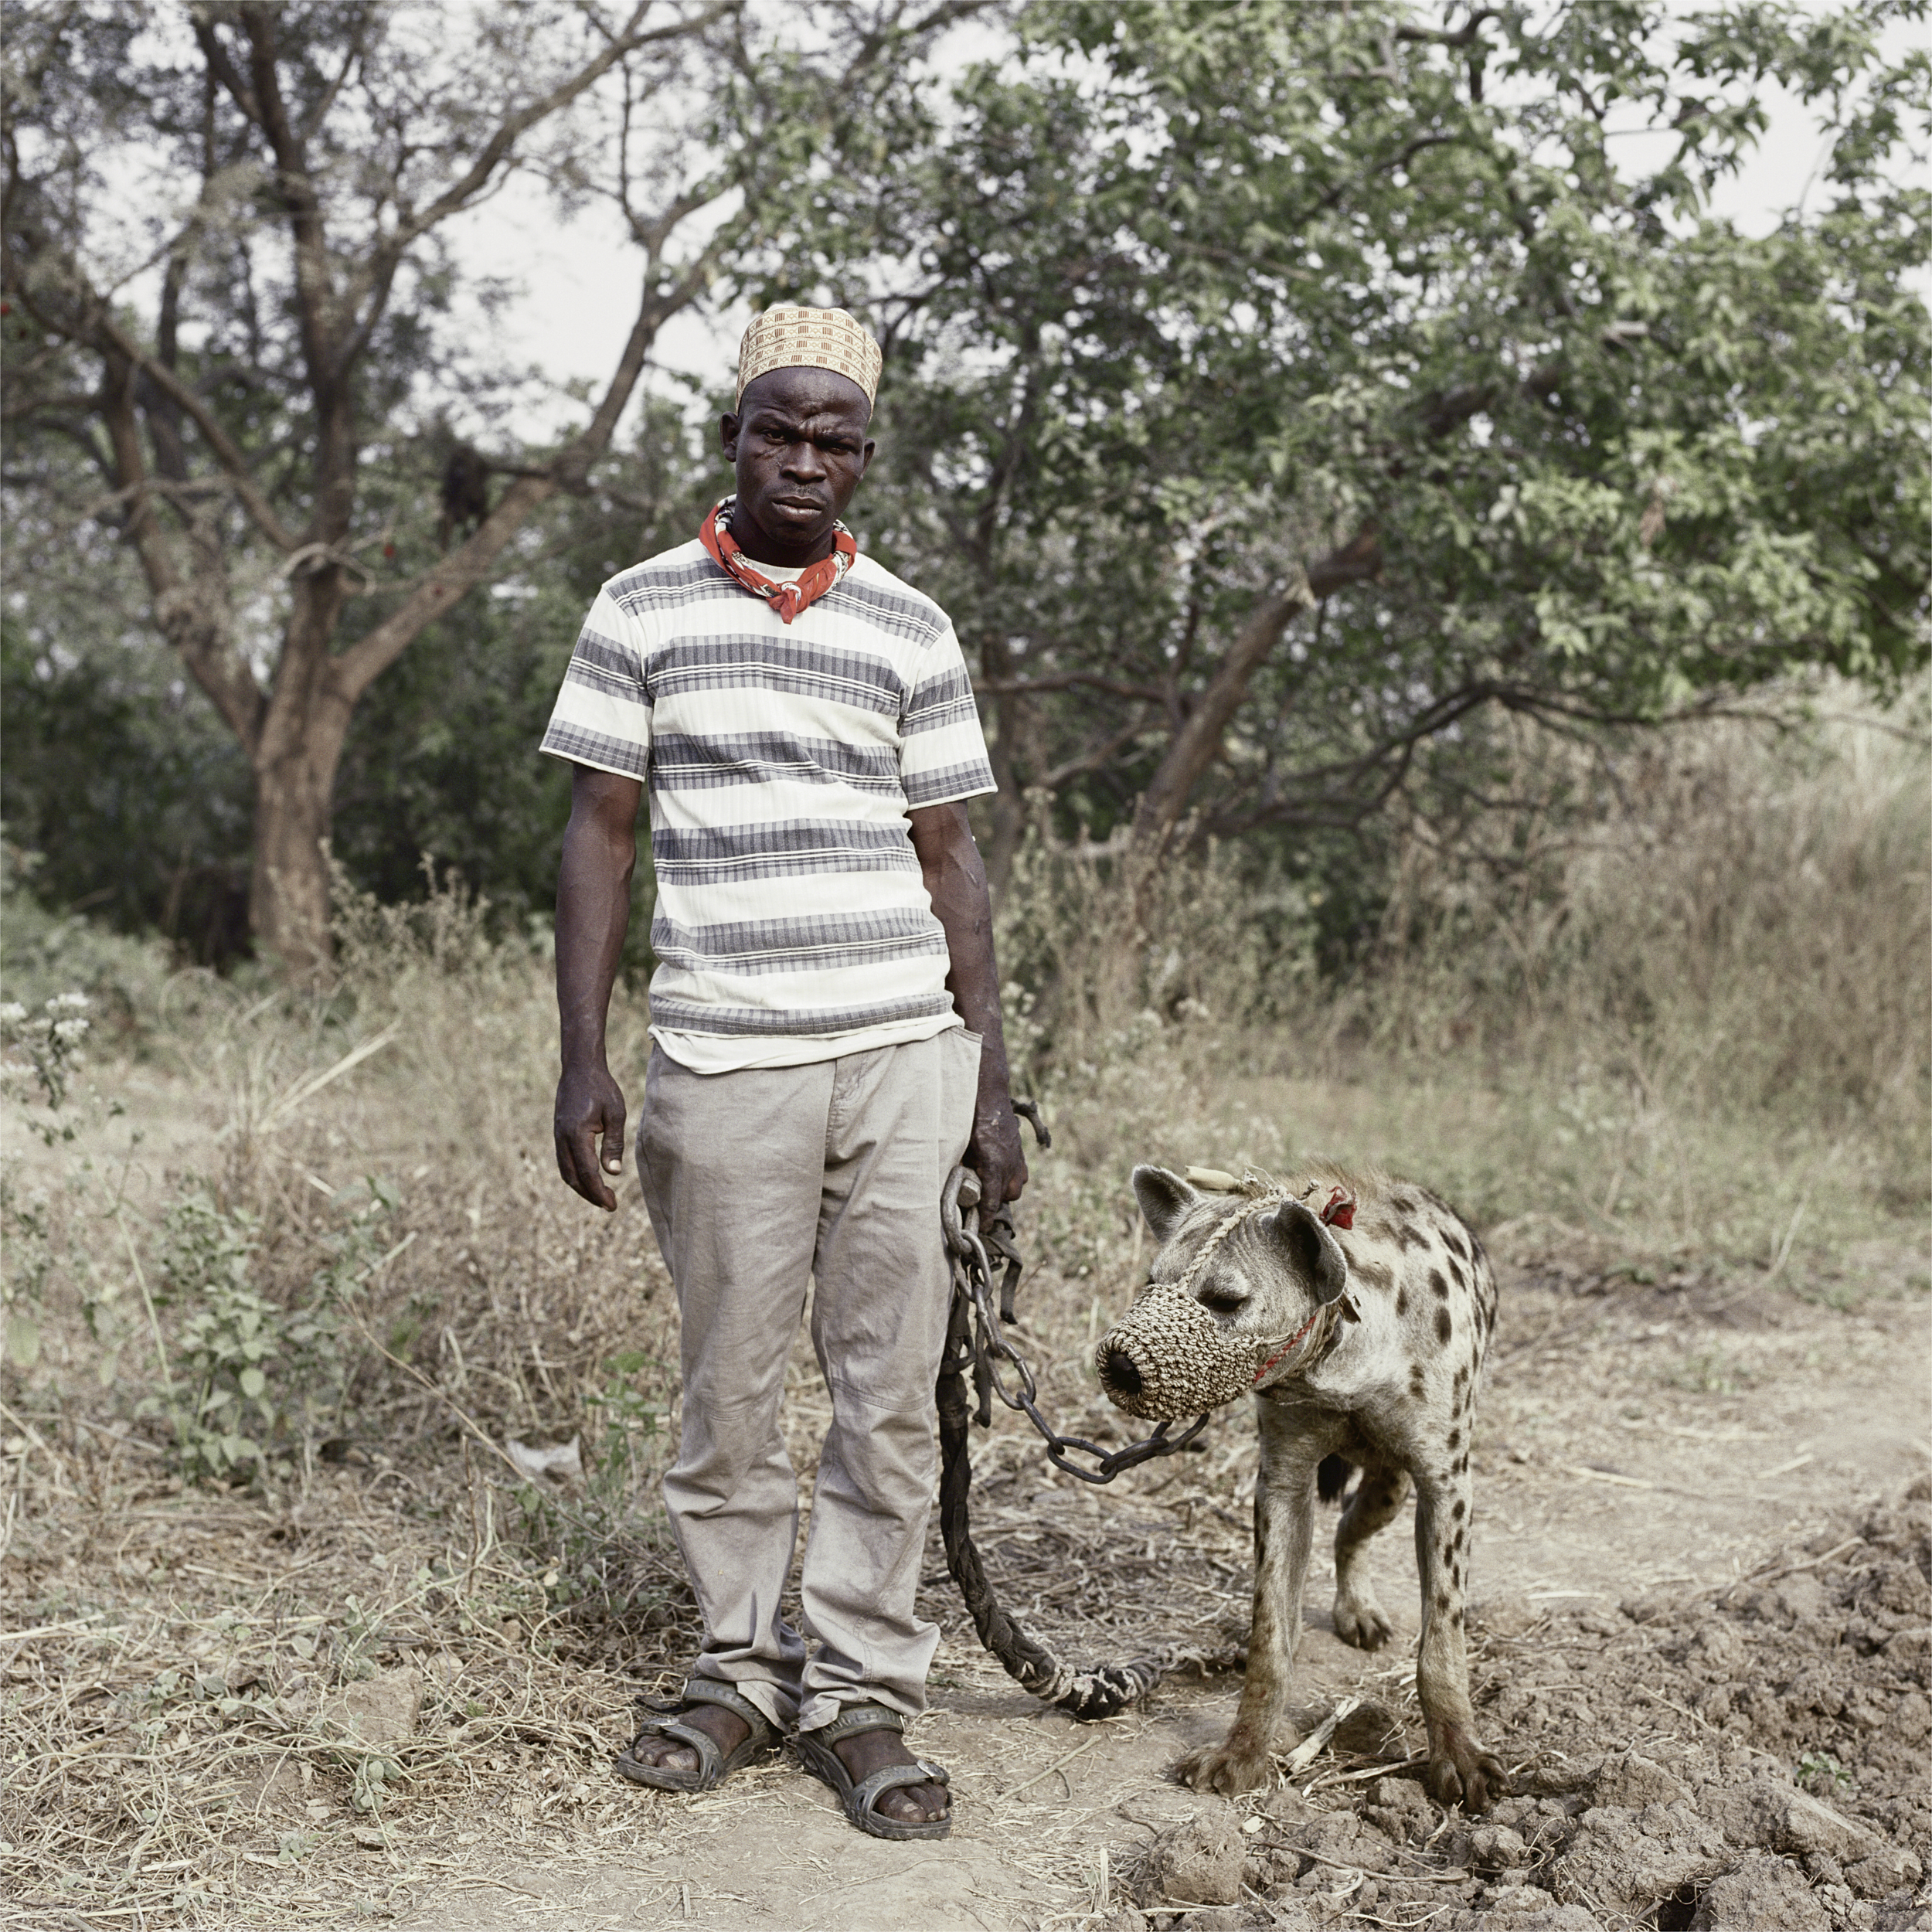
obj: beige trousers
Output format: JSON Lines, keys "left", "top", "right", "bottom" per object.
{"left": 637, "top": 1027, "right": 981, "bottom": 1733}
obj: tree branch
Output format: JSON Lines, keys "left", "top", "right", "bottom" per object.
{"left": 331, "top": 257, "right": 709, "bottom": 703}
{"left": 377, "top": 0, "right": 741, "bottom": 265}
{"left": 1131, "top": 526, "right": 1384, "bottom": 846}
{"left": 1042, "top": 710, "right": 1155, "bottom": 791}
{"left": 237, "top": 10, "right": 338, "bottom": 403}
{"left": 1396, "top": 9, "right": 1499, "bottom": 49}
{"left": 1418, "top": 362, "right": 1561, "bottom": 439}
{"left": 87, "top": 308, "right": 301, "bottom": 551}
{"left": 97, "top": 352, "right": 265, "bottom": 753}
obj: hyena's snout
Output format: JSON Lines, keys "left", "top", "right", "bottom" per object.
{"left": 1095, "top": 1287, "right": 1262, "bottom": 1420}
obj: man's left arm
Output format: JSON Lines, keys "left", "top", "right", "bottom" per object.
{"left": 908, "top": 802, "right": 1028, "bottom": 1206}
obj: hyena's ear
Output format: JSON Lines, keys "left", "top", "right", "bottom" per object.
{"left": 1131, "top": 1165, "right": 1201, "bottom": 1242}
{"left": 1258, "top": 1198, "right": 1350, "bottom": 1304}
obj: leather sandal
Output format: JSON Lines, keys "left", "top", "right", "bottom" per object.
{"left": 614, "top": 1679, "right": 777, "bottom": 1793}
{"left": 791, "top": 1702, "right": 952, "bottom": 1841}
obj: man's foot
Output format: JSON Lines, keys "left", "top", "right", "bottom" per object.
{"left": 792, "top": 1704, "right": 953, "bottom": 1838}
{"left": 829, "top": 1725, "right": 950, "bottom": 1827}
{"left": 614, "top": 1684, "right": 777, "bottom": 1793}
{"left": 627, "top": 1702, "right": 747, "bottom": 1779}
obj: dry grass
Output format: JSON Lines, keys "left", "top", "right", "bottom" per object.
{"left": 0, "top": 1464, "right": 689, "bottom": 1925}
{"left": 998, "top": 698, "right": 1930, "bottom": 1286}
{"left": 1, "top": 691, "right": 1926, "bottom": 1924}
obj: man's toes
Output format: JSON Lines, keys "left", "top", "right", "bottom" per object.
{"left": 876, "top": 1781, "right": 946, "bottom": 1822}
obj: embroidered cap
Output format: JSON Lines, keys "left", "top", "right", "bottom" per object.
{"left": 736, "top": 305, "right": 883, "bottom": 409}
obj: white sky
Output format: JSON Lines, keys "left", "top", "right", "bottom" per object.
{"left": 447, "top": 19, "right": 1927, "bottom": 450}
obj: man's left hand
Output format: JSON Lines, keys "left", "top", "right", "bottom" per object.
{"left": 968, "top": 1088, "right": 1029, "bottom": 1208}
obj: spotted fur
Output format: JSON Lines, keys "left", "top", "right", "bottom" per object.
{"left": 1113, "top": 1163, "right": 1508, "bottom": 1811}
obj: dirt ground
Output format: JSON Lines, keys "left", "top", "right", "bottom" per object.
{"left": 381, "top": 1250, "right": 1932, "bottom": 1932}
{"left": 8, "top": 1216, "right": 1927, "bottom": 1932}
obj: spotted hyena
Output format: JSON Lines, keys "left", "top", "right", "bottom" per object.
{"left": 1097, "top": 1164, "right": 1507, "bottom": 1810}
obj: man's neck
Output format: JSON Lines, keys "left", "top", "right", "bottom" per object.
{"left": 726, "top": 502, "right": 835, "bottom": 570}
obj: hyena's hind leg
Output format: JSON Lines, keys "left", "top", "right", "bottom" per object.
{"left": 1413, "top": 1464, "right": 1507, "bottom": 1811}
{"left": 1331, "top": 1460, "right": 1411, "bottom": 1650}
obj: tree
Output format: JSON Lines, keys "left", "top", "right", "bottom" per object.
{"left": 749, "top": 0, "right": 1930, "bottom": 883}
{"left": 2, "top": 0, "right": 986, "bottom": 967}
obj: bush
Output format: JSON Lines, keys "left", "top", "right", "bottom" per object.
{"left": 149, "top": 1189, "right": 394, "bottom": 1486}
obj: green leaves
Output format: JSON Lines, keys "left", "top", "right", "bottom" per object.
{"left": 743, "top": 0, "right": 1927, "bottom": 849}
{"left": 153, "top": 1184, "right": 397, "bottom": 1487}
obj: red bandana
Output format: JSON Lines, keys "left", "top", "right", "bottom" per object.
{"left": 699, "top": 497, "right": 856, "bottom": 624}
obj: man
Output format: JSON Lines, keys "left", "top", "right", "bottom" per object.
{"left": 544, "top": 306, "right": 1026, "bottom": 1840}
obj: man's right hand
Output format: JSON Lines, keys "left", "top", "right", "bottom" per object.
{"left": 555, "top": 1061, "right": 628, "bottom": 1211}
{"left": 553, "top": 764, "right": 642, "bottom": 1213}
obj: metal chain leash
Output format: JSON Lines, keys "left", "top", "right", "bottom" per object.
{"left": 933, "top": 1099, "right": 1233, "bottom": 1717}
{"left": 940, "top": 1105, "right": 1210, "bottom": 1485}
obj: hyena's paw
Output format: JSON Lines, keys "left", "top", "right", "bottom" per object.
{"left": 1173, "top": 1736, "right": 1274, "bottom": 1798}
{"left": 1423, "top": 1724, "right": 1509, "bottom": 1813}
{"left": 1331, "top": 1590, "right": 1393, "bottom": 1651}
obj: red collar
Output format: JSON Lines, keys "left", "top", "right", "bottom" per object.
{"left": 1253, "top": 1304, "right": 1328, "bottom": 1386}
{"left": 699, "top": 497, "right": 856, "bottom": 624}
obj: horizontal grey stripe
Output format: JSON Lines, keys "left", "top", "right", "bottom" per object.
{"left": 903, "top": 694, "right": 981, "bottom": 738}
{"left": 646, "top": 990, "right": 957, "bottom": 1036}
{"left": 649, "top": 733, "right": 903, "bottom": 794}
{"left": 816, "top": 577, "right": 949, "bottom": 648}
{"left": 570, "top": 628, "right": 642, "bottom": 682}
{"left": 903, "top": 665, "right": 978, "bottom": 734}
{"left": 655, "top": 851, "right": 917, "bottom": 886}
{"left": 564, "top": 649, "right": 648, "bottom": 706}
{"left": 651, "top": 908, "right": 947, "bottom": 978}
{"left": 609, "top": 554, "right": 733, "bottom": 617}
{"left": 653, "top": 818, "right": 919, "bottom": 884}
{"left": 904, "top": 660, "right": 973, "bottom": 705}
{"left": 650, "top": 638, "right": 906, "bottom": 716}
{"left": 604, "top": 548, "right": 949, "bottom": 645}
{"left": 903, "top": 757, "right": 998, "bottom": 807}
{"left": 540, "top": 721, "right": 649, "bottom": 778}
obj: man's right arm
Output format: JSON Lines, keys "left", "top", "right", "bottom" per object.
{"left": 554, "top": 764, "right": 644, "bottom": 1211}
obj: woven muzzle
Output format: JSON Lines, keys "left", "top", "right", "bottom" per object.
{"left": 1094, "top": 1287, "right": 1271, "bottom": 1419}
{"left": 1096, "top": 1179, "right": 1356, "bottom": 1420}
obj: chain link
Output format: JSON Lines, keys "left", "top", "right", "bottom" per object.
{"left": 942, "top": 1147, "right": 1211, "bottom": 1487}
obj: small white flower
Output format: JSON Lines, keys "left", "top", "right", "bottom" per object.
{"left": 0, "top": 1003, "right": 25, "bottom": 1026}
{"left": 53, "top": 1018, "right": 90, "bottom": 1043}
{"left": 52, "top": 992, "right": 91, "bottom": 1010}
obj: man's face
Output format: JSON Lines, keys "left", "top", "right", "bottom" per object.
{"left": 721, "top": 367, "right": 875, "bottom": 563}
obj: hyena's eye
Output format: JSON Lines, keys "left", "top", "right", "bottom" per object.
{"left": 1199, "top": 1287, "right": 1248, "bottom": 1315}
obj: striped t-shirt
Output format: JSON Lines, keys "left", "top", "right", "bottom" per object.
{"left": 540, "top": 539, "right": 996, "bottom": 1073}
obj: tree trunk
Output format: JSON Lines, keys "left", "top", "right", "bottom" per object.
{"left": 250, "top": 753, "right": 337, "bottom": 975}
{"left": 979, "top": 632, "right": 1026, "bottom": 901}
{"left": 1131, "top": 528, "right": 1383, "bottom": 849}
{"left": 243, "top": 566, "right": 354, "bottom": 970}
{"left": 982, "top": 707, "right": 1025, "bottom": 904}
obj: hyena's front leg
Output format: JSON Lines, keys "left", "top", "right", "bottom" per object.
{"left": 1412, "top": 1458, "right": 1507, "bottom": 1811}
{"left": 1176, "top": 1409, "right": 1322, "bottom": 1797}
